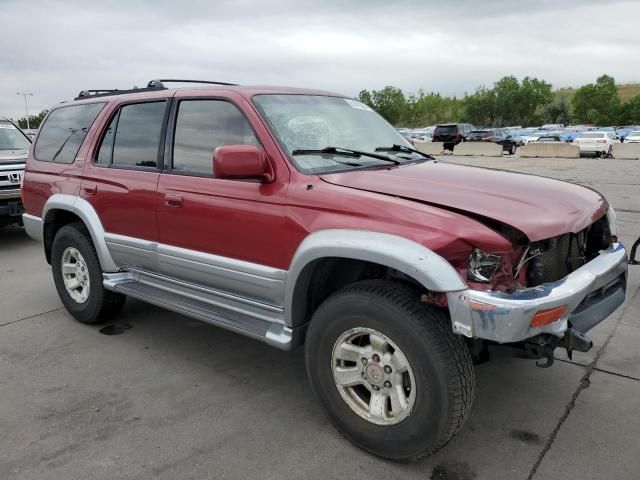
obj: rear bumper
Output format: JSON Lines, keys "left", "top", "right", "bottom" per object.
{"left": 578, "top": 144, "right": 609, "bottom": 153}
{"left": 448, "top": 243, "right": 628, "bottom": 343}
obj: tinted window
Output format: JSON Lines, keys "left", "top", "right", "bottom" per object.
{"left": 96, "top": 113, "right": 117, "bottom": 165}
{"left": 173, "top": 100, "right": 258, "bottom": 175}
{"left": 435, "top": 125, "right": 457, "bottom": 135}
{"left": 111, "top": 102, "right": 166, "bottom": 168}
{"left": 34, "top": 103, "right": 105, "bottom": 163}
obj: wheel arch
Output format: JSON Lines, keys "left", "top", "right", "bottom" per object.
{"left": 285, "top": 230, "right": 466, "bottom": 329}
{"left": 43, "top": 194, "right": 118, "bottom": 271}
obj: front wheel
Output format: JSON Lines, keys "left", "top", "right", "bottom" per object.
{"left": 305, "top": 280, "right": 475, "bottom": 461}
{"left": 51, "top": 223, "right": 126, "bottom": 324}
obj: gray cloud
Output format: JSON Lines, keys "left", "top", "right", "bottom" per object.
{"left": 1, "top": 0, "right": 639, "bottom": 119}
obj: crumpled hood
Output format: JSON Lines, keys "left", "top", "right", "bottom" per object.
{"left": 320, "top": 162, "right": 608, "bottom": 242}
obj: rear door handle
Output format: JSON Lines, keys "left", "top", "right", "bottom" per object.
{"left": 83, "top": 184, "right": 97, "bottom": 195}
{"left": 164, "top": 193, "right": 183, "bottom": 208}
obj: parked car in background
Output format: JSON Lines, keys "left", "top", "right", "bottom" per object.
{"left": 535, "top": 135, "right": 563, "bottom": 143}
{"left": 521, "top": 130, "right": 549, "bottom": 144}
{"left": 572, "top": 131, "right": 620, "bottom": 157}
{"left": 433, "top": 123, "right": 474, "bottom": 150}
{"left": 624, "top": 131, "right": 640, "bottom": 143}
{"left": 616, "top": 126, "right": 640, "bottom": 142}
{"left": 466, "top": 129, "right": 517, "bottom": 154}
{"left": 0, "top": 117, "right": 31, "bottom": 228}
{"left": 409, "top": 128, "right": 435, "bottom": 143}
{"left": 541, "top": 123, "right": 565, "bottom": 130}
{"left": 507, "top": 129, "right": 534, "bottom": 146}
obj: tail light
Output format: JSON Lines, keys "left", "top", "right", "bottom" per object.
{"left": 455, "top": 133, "right": 461, "bottom": 140}
{"left": 432, "top": 133, "right": 436, "bottom": 141}
{"left": 597, "top": 140, "right": 607, "bottom": 144}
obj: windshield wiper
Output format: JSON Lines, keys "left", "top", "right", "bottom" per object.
{"left": 374, "top": 144, "right": 433, "bottom": 159}
{"left": 291, "top": 146, "right": 400, "bottom": 165}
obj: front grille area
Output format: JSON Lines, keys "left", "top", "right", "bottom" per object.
{"left": 526, "top": 215, "right": 612, "bottom": 287}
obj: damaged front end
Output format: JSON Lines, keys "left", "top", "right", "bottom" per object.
{"left": 446, "top": 209, "right": 628, "bottom": 367}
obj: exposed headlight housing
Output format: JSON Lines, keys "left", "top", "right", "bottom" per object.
{"left": 606, "top": 205, "right": 617, "bottom": 238}
{"left": 467, "top": 248, "right": 502, "bottom": 282}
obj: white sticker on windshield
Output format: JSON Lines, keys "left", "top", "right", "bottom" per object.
{"left": 344, "top": 98, "right": 374, "bottom": 112}
{"left": 0, "top": 123, "right": 17, "bottom": 129}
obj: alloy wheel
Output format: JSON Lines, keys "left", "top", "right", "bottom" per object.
{"left": 331, "top": 327, "right": 416, "bottom": 425}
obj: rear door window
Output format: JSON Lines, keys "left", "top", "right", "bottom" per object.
{"left": 96, "top": 101, "right": 167, "bottom": 168}
{"left": 34, "top": 102, "right": 105, "bottom": 163}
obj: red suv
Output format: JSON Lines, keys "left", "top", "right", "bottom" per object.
{"left": 22, "top": 79, "right": 628, "bottom": 461}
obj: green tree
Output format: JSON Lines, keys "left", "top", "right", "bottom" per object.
{"left": 519, "top": 77, "right": 553, "bottom": 125}
{"left": 542, "top": 97, "right": 571, "bottom": 125}
{"left": 16, "top": 109, "right": 48, "bottom": 130}
{"left": 618, "top": 95, "right": 640, "bottom": 124}
{"left": 571, "top": 75, "right": 620, "bottom": 125}
{"left": 357, "top": 90, "right": 374, "bottom": 109}
{"left": 369, "top": 86, "right": 407, "bottom": 124}
{"left": 464, "top": 86, "right": 496, "bottom": 126}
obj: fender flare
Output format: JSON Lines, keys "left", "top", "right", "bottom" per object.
{"left": 284, "top": 229, "right": 467, "bottom": 327}
{"left": 43, "top": 193, "right": 119, "bottom": 272}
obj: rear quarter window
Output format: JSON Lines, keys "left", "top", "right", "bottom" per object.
{"left": 34, "top": 102, "right": 105, "bottom": 163}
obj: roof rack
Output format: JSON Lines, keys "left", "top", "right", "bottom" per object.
{"left": 74, "top": 78, "right": 238, "bottom": 101}
{"left": 147, "top": 79, "right": 238, "bottom": 88}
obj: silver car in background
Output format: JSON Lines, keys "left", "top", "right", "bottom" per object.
{"left": 0, "top": 117, "right": 31, "bottom": 227}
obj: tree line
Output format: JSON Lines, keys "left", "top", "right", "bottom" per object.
{"left": 12, "top": 74, "right": 640, "bottom": 130}
{"left": 358, "top": 75, "right": 640, "bottom": 128}
{"left": 15, "top": 110, "right": 48, "bottom": 130}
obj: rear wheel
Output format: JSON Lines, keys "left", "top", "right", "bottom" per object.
{"left": 51, "top": 223, "right": 125, "bottom": 324}
{"left": 305, "top": 280, "right": 475, "bottom": 461}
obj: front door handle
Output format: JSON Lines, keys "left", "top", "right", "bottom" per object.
{"left": 83, "top": 184, "right": 97, "bottom": 195}
{"left": 164, "top": 193, "right": 183, "bottom": 208}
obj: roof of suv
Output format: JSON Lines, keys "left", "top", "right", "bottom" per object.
{"left": 68, "top": 82, "right": 346, "bottom": 106}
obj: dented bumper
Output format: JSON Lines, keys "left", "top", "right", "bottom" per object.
{"left": 447, "top": 243, "right": 628, "bottom": 344}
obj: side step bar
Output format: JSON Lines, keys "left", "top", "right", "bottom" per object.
{"left": 103, "top": 272, "right": 297, "bottom": 350}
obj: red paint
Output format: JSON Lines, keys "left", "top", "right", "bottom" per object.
{"left": 320, "top": 162, "right": 607, "bottom": 242}
{"left": 23, "top": 85, "right": 608, "bottom": 290}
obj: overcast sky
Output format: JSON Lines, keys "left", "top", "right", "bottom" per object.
{"left": 2, "top": 0, "right": 639, "bottom": 120}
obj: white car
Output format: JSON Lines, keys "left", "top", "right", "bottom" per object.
{"left": 624, "top": 131, "right": 640, "bottom": 143}
{"left": 572, "top": 131, "right": 620, "bottom": 157}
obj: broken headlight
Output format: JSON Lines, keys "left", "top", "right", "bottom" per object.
{"left": 467, "top": 248, "right": 502, "bottom": 282}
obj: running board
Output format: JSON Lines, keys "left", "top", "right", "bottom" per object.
{"left": 103, "top": 272, "right": 296, "bottom": 350}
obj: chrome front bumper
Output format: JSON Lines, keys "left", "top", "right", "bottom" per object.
{"left": 447, "top": 243, "right": 628, "bottom": 343}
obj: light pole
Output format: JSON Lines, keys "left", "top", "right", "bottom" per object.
{"left": 16, "top": 92, "right": 34, "bottom": 130}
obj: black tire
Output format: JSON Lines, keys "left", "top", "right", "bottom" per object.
{"left": 305, "top": 280, "right": 475, "bottom": 461}
{"left": 51, "top": 222, "right": 125, "bottom": 324}
{"left": 509, "top": 143, "right": 516, "bottom": 155}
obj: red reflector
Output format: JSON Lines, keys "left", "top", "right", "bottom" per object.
{"left": 597, "top": 140, "right": 607, "bottom": 143}
{"left": 530, "top": 306, "right": 567, "bottom": 327}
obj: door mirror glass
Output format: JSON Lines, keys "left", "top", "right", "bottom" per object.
{"left": 213, "top": 145, "right": 272, "bottom": 182}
